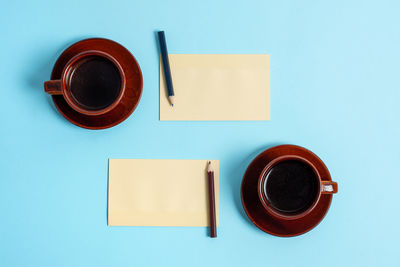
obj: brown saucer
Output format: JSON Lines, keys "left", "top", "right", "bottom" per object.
{"left": 49, "top": 38, "right": 143, "bottom": 129}
{"left": 241, "top": 145, "right": 333, "bottom": 237}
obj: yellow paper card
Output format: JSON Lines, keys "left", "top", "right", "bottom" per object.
{"left": 160, "top": 54, "right": 270, "bottom": 121}
{"left": 108, "top": 159, "right": 219, "bottom": 226}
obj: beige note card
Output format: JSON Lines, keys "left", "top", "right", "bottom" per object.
{"left": 108, "top": 159, "right": 219, "bottom": 226}
{"left": 160, "top": 54, "right": 270, "bottom": 121}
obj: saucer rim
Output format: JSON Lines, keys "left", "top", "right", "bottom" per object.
{"left": 50, "top": 38, "right": 143, "bottom": 130}
{"left": 240, "top": 144, "right": 333, "bottom": 237}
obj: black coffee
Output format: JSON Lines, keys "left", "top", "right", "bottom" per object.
{"left": 264, "top": 160, "right": 319, "bottom": 215}
{"left": 69, "top": 56, "right": 121, "bottom": 110}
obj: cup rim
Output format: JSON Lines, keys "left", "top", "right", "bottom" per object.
{"left": 257, "top": 155, "right": 323, "bottom": 221}
{"left": 60, "top": 50, "right": 126, "bottom": 116}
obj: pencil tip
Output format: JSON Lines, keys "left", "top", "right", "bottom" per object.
{"left": 208, "top": 161, "right": 214, "bottom": 172}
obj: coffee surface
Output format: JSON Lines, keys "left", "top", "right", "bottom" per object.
{"left": 264, "top": 160, "right": 319, "bottom": 214}
{"left": 70, "top": 56, "right": 121, "bottom": 110}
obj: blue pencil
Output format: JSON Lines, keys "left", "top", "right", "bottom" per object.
{"left": 157, "top": 31, "right": 175, "bottom": 106}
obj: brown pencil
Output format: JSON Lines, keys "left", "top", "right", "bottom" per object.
{"left": 207, "top": 161, "right": 217, "bottom": 238}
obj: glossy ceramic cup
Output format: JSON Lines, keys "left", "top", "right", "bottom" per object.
{"left": 44, "top": 50, "right": 126, "bottom": 116}
{"left": 258, "top": 155, "right": 338, "bottom": 221}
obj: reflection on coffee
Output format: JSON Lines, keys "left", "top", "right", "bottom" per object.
{"left": 69, "top": 56, "right": 121, "bottom": 110}
{"left": 264, "top": 160, "right": 319, "bottom": 215}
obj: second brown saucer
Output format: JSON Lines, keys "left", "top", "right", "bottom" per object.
{"left": 241, "top": 145, "right": 337, "bottom": 237}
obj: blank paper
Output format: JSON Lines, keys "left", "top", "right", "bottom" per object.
{"left": 160, "top": 54, "right": 270, "bottom": 121}
{"left": 108, "top": 159, "right": 219, "bottom": 226}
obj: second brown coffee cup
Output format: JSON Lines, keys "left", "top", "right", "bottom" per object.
{"left": 258, "top": 155, "right": 338, "bottom": 220}
{"left": 44, "top": 50, "right": 126, "bottom": 116}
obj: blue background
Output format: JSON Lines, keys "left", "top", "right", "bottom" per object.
{"left": 1, "top": 0, "right": 399, "bottom": 266}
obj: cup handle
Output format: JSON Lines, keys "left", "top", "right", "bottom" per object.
{"left": 321, "top": 181, "right": 338, "bottom": 194}
{"left": 44, "top": 80, "right": 62, "bottom": 95}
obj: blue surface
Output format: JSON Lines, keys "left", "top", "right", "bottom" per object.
{"left": 1, "top": 0, "right": 399, "bottom": 266}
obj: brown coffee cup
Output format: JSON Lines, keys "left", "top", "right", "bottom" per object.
{"left": 44, "top": 50, "right": 126, "bottom": 116}
{"left": 258, "top": 155, "right": 338, "bottom": 221}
